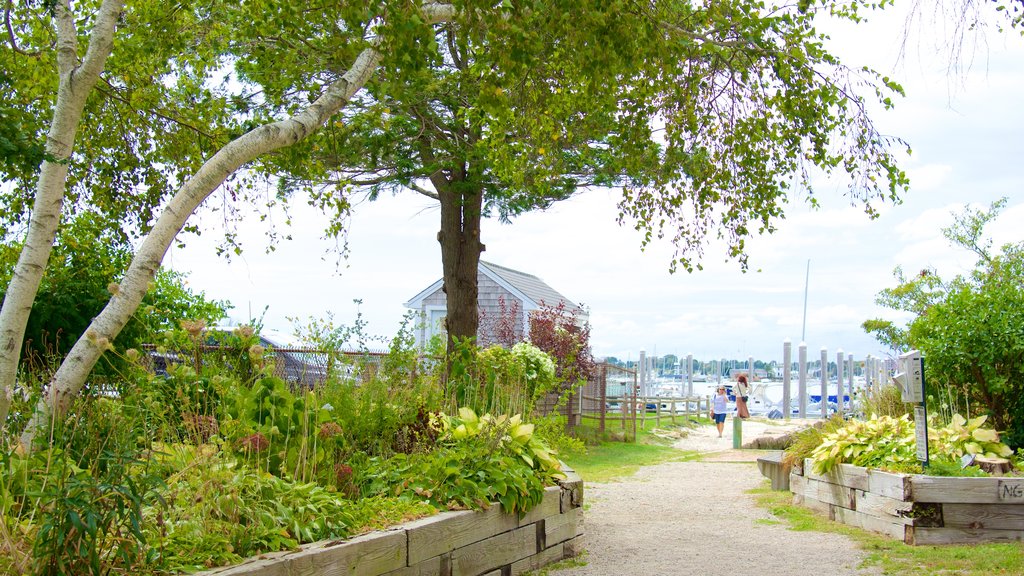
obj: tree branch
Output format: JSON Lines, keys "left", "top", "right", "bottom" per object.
{"left": 5, "top": 0, "right": 42, "bottom": 56}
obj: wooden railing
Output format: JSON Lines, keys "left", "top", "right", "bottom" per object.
{"left": 580, "top": 394, "right": 709, "bottom": 429}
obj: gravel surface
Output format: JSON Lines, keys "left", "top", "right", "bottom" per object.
{"left": 553, "top": 419, "right": 882, "bottom": 576}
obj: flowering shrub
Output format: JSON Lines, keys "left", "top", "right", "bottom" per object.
{"left": 511, "top": 342, "right": 557, "bottom": 406}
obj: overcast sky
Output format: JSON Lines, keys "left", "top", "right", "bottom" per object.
{"left": 166, "top": 7, "right": 1024, "bottom": 365}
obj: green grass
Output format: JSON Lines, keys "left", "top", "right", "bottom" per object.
{"left": 751, "top": 486, "right": 1024, "bottom": 575}
{"left": 561, "top": 422, "right": 701, "bottom": 483}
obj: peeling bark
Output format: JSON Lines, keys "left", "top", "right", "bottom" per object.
{"left": 0, "top": 0, "right": 124, "bottom": 431}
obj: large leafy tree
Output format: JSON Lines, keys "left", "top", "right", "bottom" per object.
{"left": 1, "top": 0, "right": 911, "bottom": 447}
{"left": 864, "top": 199, "right": 1024, "bottom": 448}
{"left": 284, "top": 0, "right": 910, "bottom": 353}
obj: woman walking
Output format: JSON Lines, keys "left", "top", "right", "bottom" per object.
{"left": 712, "top": 386, "right": 729, "bottom": 438}
{"left": 735, "top": 374, "right": 751, "bottom": 419}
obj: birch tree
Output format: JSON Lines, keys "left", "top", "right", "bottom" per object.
{"left": 3, "top": 1, "right": 457, "bottom": 444}
{"left": 0, "top": 0, "right": 124, "bottom": 430}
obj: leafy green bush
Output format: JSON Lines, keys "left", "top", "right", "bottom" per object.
{"left": 781, "top": 415, "right": 846, "bottom": 469}
{"left": 145, "top": 458, "right": 357, "bottom": 572}
{"left": 808, "top": 413, "right": 1015, "bottom": 476}
{"left": 811, "top": 415, "right": 917, "bottom": 474}
{"left": 357, "top": 408, "right": 563, "bottom": 515}
{"left": 445, "top": 340, "right": 557, "bottom": 418}
{"left": 3, "top": 318, "right": 569, "bottom": 575}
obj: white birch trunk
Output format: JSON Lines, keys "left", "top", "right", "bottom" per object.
{"left": 0, "top": 0, "right": 124, "bottom": 431}
{"left": 19, "top": 2, "right": 458, "bottom": 447}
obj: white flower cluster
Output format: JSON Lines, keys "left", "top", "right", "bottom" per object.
{"left": 511, "top": 342, "right": 555, "bottom": 384}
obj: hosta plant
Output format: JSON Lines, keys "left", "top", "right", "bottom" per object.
{"left": 931, "top": 414, "right": 1015, "bottom": 459}
{"left": 356, "top": 408, "right": 565, "bottom": 514}
{"left": 440, "top": 407, "right": 564, "bottom": 479}
{"left": 810, "top": 414, "right": 917, "bottom": 474}
{"left": 809, "top": 413, "right": 1016, "bottom": 475}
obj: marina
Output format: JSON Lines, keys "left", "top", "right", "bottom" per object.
{"left": 594, "top": 374, "right": 867, "bottom": 421}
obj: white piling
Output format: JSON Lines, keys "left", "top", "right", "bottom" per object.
{"left": 820, "top": 347, "right": 829, "bottom": 419}
{"left": 639, "top": 350, "right": 647, "bottom": 398}
{"left": 865, "top": 354, "right": 873, "bottom": 397}
{"left": 783, "top": 339, "right": 792, "bottom": 420}
{"left": 686, "top": 353, "right": 693, "bottom": 397}
{"left": 847, "top": 354, "right": 855, "bottom": 413}
{"left": 798, "top": 342, "right": 808, "bottom": 418}
{"left": 837, "top": 349, "right": 845, "bottom": 414}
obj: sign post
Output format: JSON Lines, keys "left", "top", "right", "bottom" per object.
{"left": 894, "top": 350, "right": 929, "bottom": 467}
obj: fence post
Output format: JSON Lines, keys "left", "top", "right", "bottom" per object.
{"left": 599, "top": 364, "right": 607, "bottom": 434}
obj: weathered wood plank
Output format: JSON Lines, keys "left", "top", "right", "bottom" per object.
{"left": 854, "top": 491, "right": 916, "bottom": 525}
{"left": 560, "top": 477, "right": 583, "bottom": 512}
{"left": 943, "top": 503, "right": 1024, "bottom": 530}
{"left": 909, "top": 526, "right": 1024, "bottom": 545}
{"left": 831, "top": 506, "right": 908, "bottom": 542}
{"left": 911, "top": 476, "right": 1024, "bottom": 504}
{"left": 802, "top": 476, "right": 856, "bottom": 510}
{"left": 510, "top": 543, "right": 566, "bottom": 576}
{"left": 407, "top": 508, "right": 518, "bottom": 565}
{"left": 284, "top": 530, "right": 407, "bottom": 576}
{"left": 451, "top": 525, "right": 537, "bottom": 576}
{"left": 867, "top": 469, "right": 910, "bottom": 501}
{"left": 805, "top": 463, "right": 870, "bottom": 491}
{"left": 544, "top": 507, "right": 582, "bottom": 547}
{"left": 757, "top": 451, "right": 790, "bottom": 491}
{"left": 563, "top": 535, "right": 584, "bottom": 558}
{"left": 518, "top": 486, "right": 562, "bottom": 526}
{"left": 380, "top": 554, "right": 446, "bottom": 576}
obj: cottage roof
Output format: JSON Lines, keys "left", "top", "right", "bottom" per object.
{"left": 479, "top": 261, "right": 580, "bottom": 311}
{"left": 404, "top": 261, "right": 583, "bottom": 314}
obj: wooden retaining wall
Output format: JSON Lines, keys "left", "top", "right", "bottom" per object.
{"left": 790, "top": 459, "right": 1024, "bottom": 545}
{"left": 199, "top": 468, "right": 584, "bottom": 576}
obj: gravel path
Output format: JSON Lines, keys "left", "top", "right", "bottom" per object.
{"left": 553, "top": 419, "right": 882, "bottom": 576}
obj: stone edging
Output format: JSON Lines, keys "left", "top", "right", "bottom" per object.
{"left": 198, "top": 466, "right": 584, "bottom": 575}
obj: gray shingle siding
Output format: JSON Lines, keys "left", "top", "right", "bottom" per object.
{"left": 404, "top": 261, "right": 586, "bottom": 348}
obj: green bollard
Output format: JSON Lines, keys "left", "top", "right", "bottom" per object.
{"left": 733, "top": 416, "right": 742, "bottom": 449}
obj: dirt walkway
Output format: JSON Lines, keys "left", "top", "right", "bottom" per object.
{"left": 553, "top": 419, "right": 881, "bottom": 576}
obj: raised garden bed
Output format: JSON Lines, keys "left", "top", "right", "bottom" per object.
{"left": 197, "top": 467, "right": 583, "bottom": 576}
{"left": 790, "top": 459, "right": 1024, "bottom": 545}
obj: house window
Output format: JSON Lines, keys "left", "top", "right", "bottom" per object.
{"left": 429, "top": 308, "right": 447, "bottom": 343}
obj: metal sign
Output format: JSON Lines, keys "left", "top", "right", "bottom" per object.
{"left": 895, "top": 350, "right": 924, "bottom": 403}
{"left": 914, "top": 406, "right": 929, "bottom": 463}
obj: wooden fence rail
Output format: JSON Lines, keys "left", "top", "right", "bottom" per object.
{"left": 579, "top": 394, "right": 708, "bottom": 430}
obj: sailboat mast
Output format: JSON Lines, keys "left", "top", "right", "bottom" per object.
{"left": 801, "top": 259, "right": 810, "bottom": 342}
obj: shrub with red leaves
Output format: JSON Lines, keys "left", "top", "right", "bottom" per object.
{"left": 528, "top": 301, "right": 596, "bottom": 385}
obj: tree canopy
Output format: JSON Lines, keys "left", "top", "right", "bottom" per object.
{"left": 259, "top": 0, "right": 911, "bottom": 350}
{"left": 1, "top": 0, "right": 912, "bottom": 445}
{"left": 864, "top": 199, "right": 1024, "bottom": 448}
